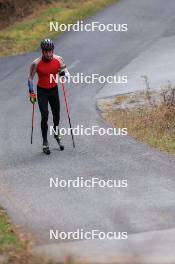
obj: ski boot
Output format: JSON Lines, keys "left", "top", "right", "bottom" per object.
{"left": 43, "top": 141, "right": 50, "bottom": 155}
{"left": 54, "top": 134, "right": 64, "bottom": 151}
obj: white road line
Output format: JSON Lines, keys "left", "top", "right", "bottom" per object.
{"left": 68, "top": 60, "right": 80, "bottom": 70}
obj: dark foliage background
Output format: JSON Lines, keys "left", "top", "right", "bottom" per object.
{"left": 0, "top": 0, "right": 55, "bottom": 28}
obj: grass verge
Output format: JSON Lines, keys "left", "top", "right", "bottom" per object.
{"left": 99, "top": 93, "right": 175, "bottom": 155}
{"left": 0, "top": 206, "right": 54, "bottom": 264}
{"left": 0, "top": 0, "right": 118, "bottom": 57}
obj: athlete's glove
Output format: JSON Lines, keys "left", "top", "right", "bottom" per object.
{"left": 29, "top": 92, "right": 37, "bottom": 104}
{"left": 59, "top": 70, "right": 65, "bottom": 77}
{"left": 59, "top": 68, "right": 70, "bottom": 82}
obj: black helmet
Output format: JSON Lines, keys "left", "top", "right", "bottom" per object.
{"left": 40, "top": 39, "right": 54, "bottom": 50}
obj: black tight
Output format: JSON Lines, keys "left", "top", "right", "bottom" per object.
{"left": 37, "top": 86, "right": 60, "bottom": 143}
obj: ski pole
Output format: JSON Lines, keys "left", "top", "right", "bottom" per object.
{"left": 31, "top": 103, "right": 35, "bottom": 144}
{"left": 61, "top": 79, "right": 75, "bottom": 148}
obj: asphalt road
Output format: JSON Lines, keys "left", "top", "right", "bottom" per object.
{"left": 0, "top": 0, "right": 175, "bottom": 261}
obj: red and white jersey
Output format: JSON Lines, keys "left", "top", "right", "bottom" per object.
{"left": 33, "top": 54, "right": 66, "bottom": 89}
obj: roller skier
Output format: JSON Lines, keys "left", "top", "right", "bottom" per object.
{"left": 28, "top": 39, "right": 70, "bottom": 154}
